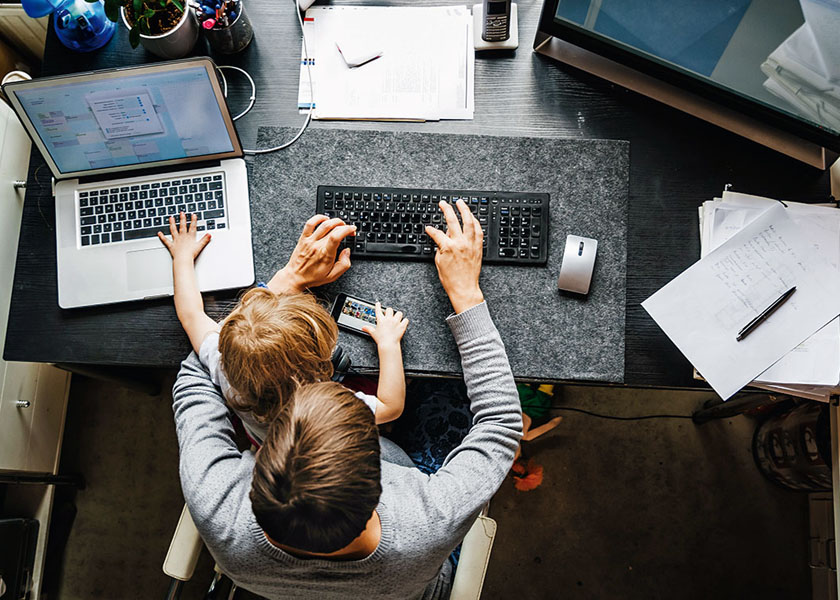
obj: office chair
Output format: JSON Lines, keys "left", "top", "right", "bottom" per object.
{"left": 163, "top": 503, "right": 497, "bottom": 600}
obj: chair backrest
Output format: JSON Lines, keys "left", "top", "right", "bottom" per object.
{"left": 163, "top": 506, "right": 498, "bottom": 600}
{"left": 163, "top": 505, "right": 203, "bottom": 582}
{"left": 449, "top": 514, "right": 497, "bottom": 600}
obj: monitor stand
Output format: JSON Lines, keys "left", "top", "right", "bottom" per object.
{"left": 534, "top": 31, "right": 838, "bottom": 170}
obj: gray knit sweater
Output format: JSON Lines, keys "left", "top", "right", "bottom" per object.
{"left": 172, "top": 301, "right": 523, "bottom": 599}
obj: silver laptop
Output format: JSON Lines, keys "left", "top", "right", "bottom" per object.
{"left": 3, "top": 58, "right": 254, "bottom": 308}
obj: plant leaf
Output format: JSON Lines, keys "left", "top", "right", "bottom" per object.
{"left": 143, "top": 8, "right": 154, "bottom": 17}
{"left": 133, "top": 0, "right": 142, "bottom": 16}
{"left": 129, "top": 25, "right": 140, "bottom": 48}
{"left": 170, "top": 0, "right": 184, "bottom": 13}
{"left": 104, "top": 0, "right": 120, "bottom": 22}
{"left": 139, "top": 18, "right": 151, "bottom": 35}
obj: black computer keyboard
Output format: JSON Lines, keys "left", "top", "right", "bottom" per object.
{"left": 317, "top": 186, "right": 549, "bottom": 265}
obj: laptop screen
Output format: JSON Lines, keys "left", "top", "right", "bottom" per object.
{"left": 5, "top": 59, "right": 241, "bottom": 178}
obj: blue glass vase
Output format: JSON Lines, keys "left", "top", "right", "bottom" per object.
{"left": 22, "top": 0, "right": 115, "bottom": 52}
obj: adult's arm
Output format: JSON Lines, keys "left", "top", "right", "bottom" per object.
{"left": 435, "top": 302, "right": 521, "bottom": 493}
{"left": 172, "top": 352, "right": 252, "bottom": 540}
{"left": 423, "top": 200, "right": 523, "bottom": 525}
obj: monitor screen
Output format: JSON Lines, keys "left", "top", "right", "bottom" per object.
{"left": 551, "top": 0, "right": 840, "bottom": 144}
{"left": 11, "top": 64, "right": 236, "bottom": 175}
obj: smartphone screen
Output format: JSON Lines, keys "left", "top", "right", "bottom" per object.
{"left": 332, "top": 294, "right": 378, "bottom": 334}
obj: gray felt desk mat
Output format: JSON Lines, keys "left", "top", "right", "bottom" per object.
{"left": 249, "top": 127, "right": 628, "bottom": 382}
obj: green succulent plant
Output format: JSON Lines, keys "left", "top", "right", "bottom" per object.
{"left": 89, "top": 0, "right": 185, "bottom": 48}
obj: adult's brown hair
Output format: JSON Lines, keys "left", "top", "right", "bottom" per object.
{"left": 218, "top": 288, "right": 338, "bottom": 422}
{"left": 250, "top": 382, "right": 382, "bottom": 553}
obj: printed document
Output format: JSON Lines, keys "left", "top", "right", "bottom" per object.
{"left": 643, "top": 203, "right": 840, "bottom": 400}
{"left": 297, "top": 5, "right": 474, "bottom": 121}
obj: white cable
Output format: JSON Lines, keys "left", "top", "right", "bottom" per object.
{"left": 217, "top": 67, "right": 229, "bottom": 96}
{"left": 216, "top": 65, "right": 256, "bottom": 121}
{"left": 242, "top": 1, "right": 314, "bottom": 155}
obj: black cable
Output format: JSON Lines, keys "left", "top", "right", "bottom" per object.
{"left": 542, "top": 406, "right": 694, "bottom": 421}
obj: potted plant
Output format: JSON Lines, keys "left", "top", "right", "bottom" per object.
{"left": 96, "top": 0, "right": 199, "bottom": 58}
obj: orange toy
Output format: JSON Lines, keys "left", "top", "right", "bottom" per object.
{"left": 511, "top": 384, "right": 562, "bottom": 491}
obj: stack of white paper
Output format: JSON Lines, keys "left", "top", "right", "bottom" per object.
{"left": 696, "top": 191, "right": 840, "bottom": 401}
{"left": 297, "top": 5, "right": 474, "bottom": 121}
{"left": 642, "top": 194, "right": 840, "bottom": 401}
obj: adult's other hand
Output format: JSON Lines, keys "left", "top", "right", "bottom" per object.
{"left": 425, "top": 199, "right": 485, "bottom": 313}
{"left": 268, "top": 215, "right": 356, "bottom": 294}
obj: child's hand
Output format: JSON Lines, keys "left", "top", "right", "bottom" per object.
{"left": 362, "top": 302, "right": 409, "bottom": 348}
{"left": 158, "top": 212, "right": 212, "bottom": 263}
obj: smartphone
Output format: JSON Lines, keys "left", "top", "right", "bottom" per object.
{"left": 482, "top": 0, "right": 511, "bottom": 42}
{"left": 330, "top": 293, "right": 397, "bottom": 337}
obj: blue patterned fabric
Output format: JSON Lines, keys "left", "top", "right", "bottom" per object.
{"left": 385, "top": 379, "right": 473, "bottom": 568}
{"left": 387, "top": 379, "right": 472, "bottom": 475}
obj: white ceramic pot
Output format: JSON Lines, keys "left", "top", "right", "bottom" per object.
{"left": 121, "top": 4, "right": 198, "bottom": 59}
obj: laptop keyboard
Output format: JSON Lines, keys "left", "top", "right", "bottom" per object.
{"left": 317, "top": 185, "right": 550, "bottom": 265}
{"left": 77, "top": 173, "right": 227, "bottom": 247}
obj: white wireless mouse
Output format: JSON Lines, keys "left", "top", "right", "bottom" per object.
{"left": 557, "top": 235, "right": 598, "bottom": 295}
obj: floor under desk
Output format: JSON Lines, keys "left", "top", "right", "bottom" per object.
{"left": 47, "top": 375, "right": 809, "bottom": 600}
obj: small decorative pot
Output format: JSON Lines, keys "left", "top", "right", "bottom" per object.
{"left": 121, "top": 5, "right": 199, "bottom": 59}
{"left": 203, "top": 1, "right": 253, "bottom": 55}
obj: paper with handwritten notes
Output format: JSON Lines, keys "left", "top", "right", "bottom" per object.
{"left": 700, "top": 192, "right": 840, "bottom": 394}
{"left": 642, "top": 203, "right": 840, "bottom": 400}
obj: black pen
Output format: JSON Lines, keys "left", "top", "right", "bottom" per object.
{"left": 736, "top": 286, "right": 796, "bottom": 342}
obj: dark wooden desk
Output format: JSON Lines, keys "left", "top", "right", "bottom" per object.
{"left": 4, "top": 0, "right": 832, "bottom": 387}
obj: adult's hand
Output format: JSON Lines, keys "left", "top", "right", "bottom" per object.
{"left": 425, "top": 199, "right": 485, "bottom": 314}
{"left": 268, "top": 215, "right": 356, "bottom": 294}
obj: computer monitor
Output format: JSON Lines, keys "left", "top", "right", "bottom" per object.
{"left": 534, "top": 0, "right": 840, "bottom": 169}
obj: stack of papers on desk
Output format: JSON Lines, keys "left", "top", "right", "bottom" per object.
{"left": 697, "top": 192, "right": 840, "bottom": 401}
{"left": 297, "top": 5, "right": 474, "bottom": 121}
{"left": 642, "top": 191, "right": 840, "bottom": 401}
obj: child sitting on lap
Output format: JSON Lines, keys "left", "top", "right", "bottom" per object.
{"left": 158, "top": 212, "right": 409, "bottom": 443}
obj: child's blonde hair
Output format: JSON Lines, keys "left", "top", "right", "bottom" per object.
{"left": 218, "top": 288, "right": 338, "bottom": 422}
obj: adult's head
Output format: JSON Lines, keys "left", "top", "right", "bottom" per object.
{"left": 250, "top": 382, "right": 382, "bottom": 553}
{"left": 219, "top": 288, "right": 338, "bottom": 422}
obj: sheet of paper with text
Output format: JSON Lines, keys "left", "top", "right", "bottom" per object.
{"left": 297, "top": 5, "right": 474, "bottom": 121}
{"left": 643, "top": 203, "right": 840, "bottom": 400}
{"left": 702, "top": 193, "right": 840, "bottom": 388}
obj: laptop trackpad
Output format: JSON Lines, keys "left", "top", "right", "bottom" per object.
{"left": 126, "top": 248, "right": 173, "bottom": 292}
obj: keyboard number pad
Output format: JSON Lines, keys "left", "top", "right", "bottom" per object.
{"left": 496, "top": 201, "right": 542, "bottom": 260}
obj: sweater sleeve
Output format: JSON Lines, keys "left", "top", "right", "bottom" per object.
{"left": 426, "top": 301, "right": 522, "bottom": 523}
{"left": 172, "top": 352, "right": 253, "bottom": 538}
